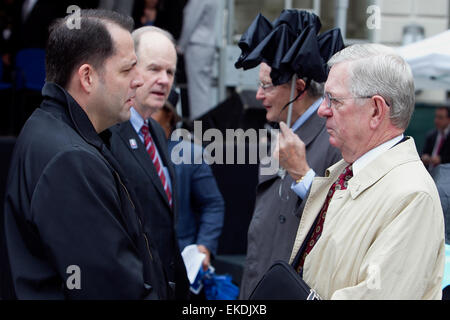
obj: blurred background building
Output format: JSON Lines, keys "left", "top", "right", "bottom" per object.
{"left": 221, "top": 0, "right": 449, "bottom": 103}
{"left": 208, "top": 0, "right": 450, "bottom": 154}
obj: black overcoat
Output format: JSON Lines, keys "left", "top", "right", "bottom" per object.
{"left": 4, "top": 83, "right": 169, "bottom": 299}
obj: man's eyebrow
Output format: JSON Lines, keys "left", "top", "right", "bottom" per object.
{"left": 146, "top": 62, "right": 159, "bottom": 69}
{"left": 122, "top": 60, "right": 137, "bottom": 69}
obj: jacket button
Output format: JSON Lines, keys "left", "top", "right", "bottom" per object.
{"left": 279, "top": 215, "right": 286, "bottom": 224}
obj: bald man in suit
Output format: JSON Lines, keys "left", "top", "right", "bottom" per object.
{"left": 109, "top": 26, "right": 190, "bottom": 300}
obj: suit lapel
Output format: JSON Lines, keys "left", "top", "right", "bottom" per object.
{"left": 294, "top": 111, "right": 324, "bottom": 148}
{"left": 118, "top": 121, "right": 171, "bottom": 210}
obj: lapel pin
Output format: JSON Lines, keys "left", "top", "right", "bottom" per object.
{"left": 129, "top": 139, "right": 138, "bottom": 150}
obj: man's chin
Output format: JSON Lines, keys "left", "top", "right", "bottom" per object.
{"left": 265, "top": 112, "right": 277, "bottom": 123}
{"left": 328, "top": 136, "right": 340, "bottom": 149}
{"left": 118, "top": 109, "right": 131, "bottom": 123}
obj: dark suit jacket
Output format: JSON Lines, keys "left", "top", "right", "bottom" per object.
{"left": 431, "top": 164, "right": 450, "bottom": 244}
{"left": 422, "top": 129, "right": 440, "bottom": 156}
{"left": 109, "top": 119, "right": 190, "bottom": 300}
{"left": 440, "top": 134, "right": 450, "bottom": 164}
{"left": 239, "top": 110, "right": 342, "bottom": 299}
{"left": 4, "top": 83, "right": 168, "bottom": 299}
{"left": 422, "top": 129, "right": 450, "bottom": 164}
{"left": 168, "top": 139, "right": 224, "bottom": 256}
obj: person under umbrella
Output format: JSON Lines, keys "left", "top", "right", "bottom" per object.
{"left": 235, "top": 9, "right": 344, "bottom": 299}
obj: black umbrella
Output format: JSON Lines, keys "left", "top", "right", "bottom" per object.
{"left": 235, "top": 13, "right": 272, "bottom": 69}
{"left": 272, "top": 9, "right": 322, "bottom": 34}
{"left": 235, "top": 9, "right": 344, "bottom": 126}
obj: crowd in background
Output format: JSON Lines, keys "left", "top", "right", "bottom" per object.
{"left": 0, "top": 0, "right": 193, "bottom": 135}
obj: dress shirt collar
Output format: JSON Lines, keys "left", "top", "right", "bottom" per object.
{"left": 352, "top": 134, "right": 404, "bottom": 176}
{"left": 130, "top": 107, "right": 146, "bottom": 134}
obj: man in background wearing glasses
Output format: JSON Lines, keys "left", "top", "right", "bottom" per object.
{"left": 278, "top": 43, "right": 445, "bottom": 299}
{"left": 239, "top": 61, "right": 341, "bottom": 299}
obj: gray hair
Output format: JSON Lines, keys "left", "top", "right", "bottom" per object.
{"left": 328, "top": 43, "right": 415, "bottom": 130}
{"left": 132, "top": 26, "right": 176, "bottom": 58}
{"left": 304, "top": 78, "right": 324, "bottom": 99}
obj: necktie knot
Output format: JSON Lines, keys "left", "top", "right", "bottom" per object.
{"left": 140, "top": 123, "right": 149, "bottom": 136}
{"left": 334, "top": 164, "right": 353, "bottom": 191}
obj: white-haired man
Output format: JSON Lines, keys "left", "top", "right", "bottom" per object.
{"left": 278, "top": 44, "right": 445, "bottom": 299}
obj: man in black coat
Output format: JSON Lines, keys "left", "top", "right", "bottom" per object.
{"left": 3, "top": 9, "right": 170, "bottom": 299}
{"left": 109, "top": 26, "right": 190, "bottom": 300}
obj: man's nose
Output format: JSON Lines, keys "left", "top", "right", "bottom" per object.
{"left": 255, "top": 87, "right": 264, "bottom": 100}
{"left": 131, "top": 68, "right": 144, "bottom": 89}
{"left": 158, "top": 71, "right": 170, "bottom": 85}
{"left": 317, "top": 99, "right": 332, "bottom": 118}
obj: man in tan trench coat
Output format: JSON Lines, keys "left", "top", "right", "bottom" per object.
{"left": 277, "top": 43, "right": 446, "bottom": 299}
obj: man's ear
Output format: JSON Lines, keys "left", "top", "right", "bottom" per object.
{"left": 295, "top": 78, "right": 306, "bottom": 93}
{"left": 369, "top": 95, "right": 388, "bottom": 129}
{"left": 77, "top": 64, "right": 96, "bottom": 94}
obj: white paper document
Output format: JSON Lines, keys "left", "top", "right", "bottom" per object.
{"left": 181, "top": 244, "right": 206, "bottom": 284}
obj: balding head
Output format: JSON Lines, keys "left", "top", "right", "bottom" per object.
{"left": 132, "top": 26, "right": 176, "bottom": 59}
{"left": 132, "top": 26, "right": 177, "bottom": 118}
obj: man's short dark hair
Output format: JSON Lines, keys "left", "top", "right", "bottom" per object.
{"left": 46, "top": 9, "right": 134, "bottom": 88}
{"left": 438, "top": 106, "right": 450, "bottom": 118}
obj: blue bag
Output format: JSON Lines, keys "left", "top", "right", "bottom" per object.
{"left": 203, "top": 272, "right": 239, "bottom": 300}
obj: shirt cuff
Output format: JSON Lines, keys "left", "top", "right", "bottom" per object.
{"left": 291, "top": 168, "right": 316, "bottom": 200}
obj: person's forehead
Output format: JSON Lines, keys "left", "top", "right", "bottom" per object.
{"left": 325, "top": 62, "right": 350, "bottom": 94}
{"left": 108, "top": 23, "right": 133, "bottom": 46}
{"left": 138, "top": 34, "right": 176, "bottom": 65}
{"left": 107, "top": 26, "right": 136, "bottom": 63}
{"left": 139, "top": 32, "right": 175, "bottom": 54}
{"left": 259, "top": 63, "right": 272, "bottom": 79}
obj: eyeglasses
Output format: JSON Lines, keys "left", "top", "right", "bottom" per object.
{"left": 323, "top": 92, "right": 391, "bottom": 109}
{"left": 258, "top": 81, "right": 275, "bottom": 92}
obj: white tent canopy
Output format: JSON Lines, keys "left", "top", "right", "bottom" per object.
{"left": 397, "top": 30, "right": 450, "bottom": 90}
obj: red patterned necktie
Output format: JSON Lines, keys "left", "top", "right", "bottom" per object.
{"left": 297, "top": 164, "right": 353, "bottom": 271}
{"left": 140, "top": 123, "right": 173, "bottom": 207}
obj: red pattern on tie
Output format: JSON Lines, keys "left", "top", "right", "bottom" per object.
{"left": 141, "top": 123, "right": 172, "bottom": 207}
{"left": 297, "top": 164, "right": 353, "bottom": 271}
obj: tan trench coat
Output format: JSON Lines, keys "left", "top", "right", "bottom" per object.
{"left": 290, "top": 138, "right": 446, "bottom": 299}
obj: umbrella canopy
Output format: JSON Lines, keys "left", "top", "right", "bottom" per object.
{"left": 235, "top": 9, "right": 344, "bottom": 86}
